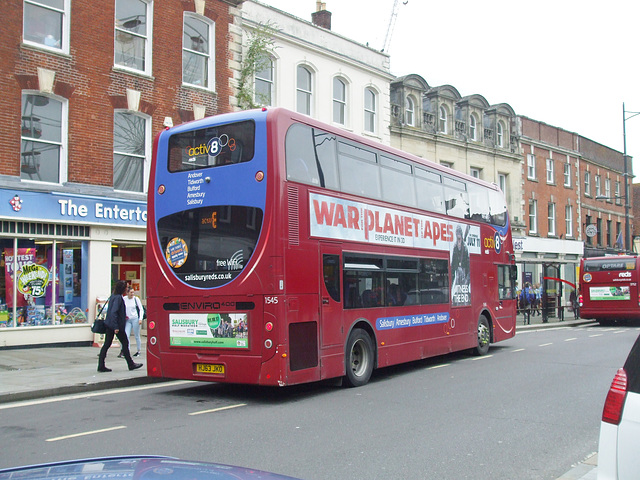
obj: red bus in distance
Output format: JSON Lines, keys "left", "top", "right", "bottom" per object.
{"left": 579, "top": 255, "right": 640, "bottom": 325}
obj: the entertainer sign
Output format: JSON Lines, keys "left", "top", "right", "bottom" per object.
{"left": 309, "top": 192, "right": 481, "bottom": 253}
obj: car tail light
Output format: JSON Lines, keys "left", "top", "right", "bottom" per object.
{"left": 602, "top": 367, "right": 628, "bottom": 425}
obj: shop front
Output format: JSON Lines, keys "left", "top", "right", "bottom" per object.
{"left": 513, "top": 236, "right": 583, "bottom": 320}
{"left": 0, "top": 188, "right": 146, "bottom": 348}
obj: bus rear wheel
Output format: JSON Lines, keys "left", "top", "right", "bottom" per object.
{"left": 344, "top": 328, "right": 374, "bottom": 387}
{"left": 473, "top": 316, "right": 491, "bottom": 356}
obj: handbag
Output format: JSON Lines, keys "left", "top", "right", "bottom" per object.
{"left": 91, "top": 301, "right": 108, "bottom": 334}
{"left": 91, "top": 318, "right": 107, "bottom": 334}
{"left": 135, "top": 298, "right": 147, "bottom": 320}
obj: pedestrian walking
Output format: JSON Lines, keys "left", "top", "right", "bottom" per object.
{"left": 98, "top": 280, "right": 143, "bottom": 373}
{"left": 118, "top": 286, "right": 145, "bottom": 358}
{"left": 569, "top": 289, "right": 579, "bottom": 319}
{"left": 520, "top": 282, "right": 534, "bottom": 325}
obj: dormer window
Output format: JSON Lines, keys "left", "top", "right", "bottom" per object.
{"left": 496, "top": 121, "right": 504, "bottom": 147}
{"left": 405, "top": 96, "right": 415, "bottom": 126}
{"left": 469, "top": 114, "right": 477, "bottom": 141}
{"left": 439, "top": 105, "right": 447, "bottom": 134}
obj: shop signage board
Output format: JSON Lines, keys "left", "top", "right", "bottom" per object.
{"left": 0, "top": 188, "right": 147, "bottom": 227}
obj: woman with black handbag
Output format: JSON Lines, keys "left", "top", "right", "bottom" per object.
{"left": 97, "top": 280, "right": 143, "bottom": 373}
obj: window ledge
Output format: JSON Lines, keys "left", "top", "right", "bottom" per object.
{"left": 362, "top": 131, "right": 381, "bottom": 141}
{"left": 112, "top": 65, "right": 155, "bottom": 81}
{"left": 182, "top": 83, "right": 217, "bottom": 94}
{"left": 21, "top": 42, "right": 71, "bottom": 59}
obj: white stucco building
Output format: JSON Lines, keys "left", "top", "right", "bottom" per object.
{"left": 241, "top": 0, "right": 394, "bottom": 145}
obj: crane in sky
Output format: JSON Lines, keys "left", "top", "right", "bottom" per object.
{"left": 381, "top": 0, "right": 408, "bottom": 53}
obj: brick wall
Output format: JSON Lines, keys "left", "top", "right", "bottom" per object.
{"left": 2, "top": 0, "right": 240, "bottom": 188}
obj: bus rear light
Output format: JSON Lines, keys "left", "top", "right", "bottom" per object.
{"left": 255, "top": 171, "right": 264, "bottom": 182}
{"left": 157, "top": 185, "right": 165, "bottom": 195}
{"left": 264, "top": 339, "right": 273, "bottom": 349}
{"left": 149, "top": 336, "right": 157, "bottom": 346}
{"left": 578, "top": 294, "right": 583, "bottom": 307}
{"left": 265, "top": 322, "right": 273, "bottom": 332}
{"left": 148, "top": 320, "right": 156, "bottom": 330}
{"left": 602, "top": 368, "right": 628, "bottom": 425}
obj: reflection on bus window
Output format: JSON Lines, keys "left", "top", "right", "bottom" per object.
{"left": 323, "top": 254, "right": 340, "bottom": 302}
{"left": 284, "top": 122, "right": 507, "bottom": 227}
{"left": 285, "top": 124, "right": 339, "bottom": 189}
{"left": 338, "top": 141, "right": 381, "bottom": 199}
{"left": 498, "top": 265, "right": 516, "bottom": 300}
{"left": 380, "top": 155, "right": 416, "bottom": 207}
{"left": 343, "top": 254, "right": 449, "bottom": 309}
{"left": 168, "top": 120, "right": 255, "bottom": 172}
{"left": 467, "top": 182, "right": 490, "bottom": 223}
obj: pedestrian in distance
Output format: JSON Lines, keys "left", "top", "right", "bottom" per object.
{"left": 520, "top": 282, "right": 534, "bottom": 325}
{"left": 532, "top": 283, "right": 541, "bottom": 316}
{"left": 569, "top": 289, "right": 579, "bottom": 320}
{"left": 118, "top": 286, "right": 145, "bottom": 358}
{"left": 98, "top": 279, "right": 143, "bottom": 373}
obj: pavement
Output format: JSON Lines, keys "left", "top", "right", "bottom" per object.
{"left": 0, "top": 312, "right": 598, "bottom": 479}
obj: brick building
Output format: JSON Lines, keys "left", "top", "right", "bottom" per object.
{"left": 518, "top": 116, "right": 631, "bottom": 317}
{"left": 0, "top": 0, "right": 243, "bottom": 347}
{"left": 518, "top": 117, "right": 583, "bottom": 311}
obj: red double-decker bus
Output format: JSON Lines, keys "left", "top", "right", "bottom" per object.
{"left": 579, "top": 255, "right": 640, "bottom": 324}
{"left": 145, "top": 107, "right": 517, "bottom": 387}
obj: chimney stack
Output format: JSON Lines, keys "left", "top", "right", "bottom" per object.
{"left": 311, "top": 1, "right": 331, "bottom": 30}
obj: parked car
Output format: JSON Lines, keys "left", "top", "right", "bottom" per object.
{"left": 0, "top": 456, "right": 303, "bottom": 480}
{"left": 597, "top": 332, "right": 640, "bottom": 479}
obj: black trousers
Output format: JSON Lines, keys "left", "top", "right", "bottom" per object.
{"left": 98, "top": 327, "right": 135, "bottom": 368}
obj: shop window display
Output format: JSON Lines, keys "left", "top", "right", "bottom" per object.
{"left": 0, "top": 239, "right": 85, "bottom": 328}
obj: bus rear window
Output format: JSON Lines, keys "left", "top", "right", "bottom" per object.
{"left": 158, "top": 205, "right": 263, "bottom": 288}
{"left": 168, "top": 120, "right": 255, "bottom": 172}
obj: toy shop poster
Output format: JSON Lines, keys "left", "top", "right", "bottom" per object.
{"left": 4, "top": 247, "right": 69, "bottom": 308}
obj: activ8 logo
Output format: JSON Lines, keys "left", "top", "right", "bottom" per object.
{"left": 483, "top": 232, "right": 502, "bottom": 254}
{"left": 494, "top": 232, "right": 502, "bottom": 254}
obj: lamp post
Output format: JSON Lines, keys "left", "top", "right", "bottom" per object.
{"left": 623, "top": 103, "right": 640, "bottom": 253}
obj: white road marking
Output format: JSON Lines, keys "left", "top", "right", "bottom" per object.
{"left": 590, "top": 334, "right": 603, "bottom": 338}
{"left": 427, "top": 364, "right": 451, "bottom": 369}
{"left": 471, "top": 355, "right": 494, "bottom": 361}
{"left": 188, "top": 403, "right": 247, "bottom": 416}
{"left": 565, "top": 338, "right": 577, "bottom": 342}
{"left": 539, "top": 343, "right": 553, "bottom": 347}
{"left": 0, "top": 380, "right": 194, "bottom": 411}
{"left": 512, "top": 348, "right": 525, "bottom": 352}
{"left": 46, "top": 425, "right": 126, "bottom": 442}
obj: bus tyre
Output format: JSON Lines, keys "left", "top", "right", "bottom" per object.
{"left": 474, "top": 316, "right": 491, "bottom": 356}
{"left": 344, "top": 329, "right": 374, "bottom": 387}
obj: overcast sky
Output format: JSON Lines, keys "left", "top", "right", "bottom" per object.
{"left": 258, "top": 0, "right": 640, "bottom": 182}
